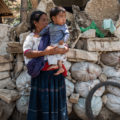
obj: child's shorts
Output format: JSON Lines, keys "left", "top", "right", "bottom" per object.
{"left": 47, "top": 44, "right": 66, "bottom": 65}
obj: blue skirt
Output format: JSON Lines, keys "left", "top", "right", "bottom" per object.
{"left": 27, "top": 70, "right": 68, "bottom": 120}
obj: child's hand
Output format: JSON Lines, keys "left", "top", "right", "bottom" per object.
{"left": 59, "top": 40, "right": 64, "bottom": 45}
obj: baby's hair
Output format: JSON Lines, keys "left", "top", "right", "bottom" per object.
{"left": 50, "top": 6, "right": 66, "bottom": 21}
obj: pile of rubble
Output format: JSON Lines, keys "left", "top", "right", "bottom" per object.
{"left": 1, "top": 0, "right": 120, "bottom": 120}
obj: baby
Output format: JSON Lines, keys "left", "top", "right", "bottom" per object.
{"left": 40, "top": 6, "right": 69, "bottom": 75}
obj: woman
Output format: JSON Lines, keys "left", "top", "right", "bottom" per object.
{"left": 23, "top": 11, "right": 69, "bottom": 120}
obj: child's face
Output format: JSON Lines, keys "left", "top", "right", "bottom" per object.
{"left": 52, "top": 11, "right": 66, "bottom": 25}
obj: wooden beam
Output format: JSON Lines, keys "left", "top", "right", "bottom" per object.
{"left": 0, "top": 17, "right": 2, "bottom": 23}
{"left": 20, "top": 0, "right": 28, "bottom": 22}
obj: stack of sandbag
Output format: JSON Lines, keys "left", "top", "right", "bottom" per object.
{"left": 16, "top": 70, "right": 31, "bottom": 114}
{"left": 99, "top": 51, "right": 120, "bottom": 116}
{"left": 64, "top": 60, "right": 104, "bottom": 119}
{"left": 65, "top": 62, "right": 105, "bottom": 119}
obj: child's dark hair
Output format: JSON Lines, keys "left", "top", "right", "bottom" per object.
{"left": 50, "top": 6, "right": 66, "bottom": 21}
{"left": 30, "top": 11, "right": 47, "bottom": 32}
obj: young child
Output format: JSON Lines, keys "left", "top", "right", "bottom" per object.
{"left": 39, "top": 6, "right": 69, "bottom": 75}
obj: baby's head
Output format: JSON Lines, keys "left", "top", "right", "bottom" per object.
{"left": 50, "top": 6, "right": 66, "bottom": 25}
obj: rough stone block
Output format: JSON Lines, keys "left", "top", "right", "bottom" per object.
{"left": 0, "top": 89, "right": 19, "bottom": 104}
{"left": 67, "top": 48, "right": 99, "bottom": 62}
{"left": 0, "top": 54, "right": 13, "bottom": 63}
{"left": 85, "top": 0, "right": 120, "bottom": 27}
{"left": 69, "top": 93, "right": 80, "bottom": 103}
{"left": 87, "top": 37, "right": 120, "bottom": 51}
{"left": 0, "top": 63, "right": 12, "bottom": 72}
{"left": 6, "top": 42, "right": 23, "bottom": 53}
{"left": 0, "top": 72, "right": 10, "bottom": 80}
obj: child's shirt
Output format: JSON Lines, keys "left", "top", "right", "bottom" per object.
{"left": 40, "top": 23, "right": 69, "bottom": 44}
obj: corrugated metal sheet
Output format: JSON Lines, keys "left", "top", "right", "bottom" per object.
{"left": 0, "top": 0, "right": 13, "bottom": 16}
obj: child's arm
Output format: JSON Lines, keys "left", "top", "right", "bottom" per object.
{"left": 39, "top": 25, "right": 49, "bottom": 36}
{"left": 62, "top": 24, "right": 70, "bottom": 42}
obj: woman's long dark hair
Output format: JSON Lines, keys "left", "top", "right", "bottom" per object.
{"left": 30, "top": 11, "right": 47, "bottom": 32}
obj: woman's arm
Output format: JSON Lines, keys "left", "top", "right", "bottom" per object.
{"left": 24, "top": 46, "right": 69, "bottom": 59}
{"left": 24, "top": 50, "right": 48, "bottom": 58}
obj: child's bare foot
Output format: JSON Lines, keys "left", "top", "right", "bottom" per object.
{"left": 47, "top": 65, "right": 58, "bottom": 70}
{"left": 54, "top": 67, "right": 64, "bottom": 75}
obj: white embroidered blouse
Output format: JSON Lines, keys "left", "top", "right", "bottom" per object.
{"left": 23, "top": 33, "right": 42, "bottom": 64}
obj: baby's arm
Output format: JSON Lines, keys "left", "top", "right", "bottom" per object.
{"left": 62, "top": 24, "right": 70, "bottom": 42}
{"left": 39, "top": 25, "right": 49, "bottom": 36}
{"left": 59, "top": 24, "right": 69, "bottom": 45}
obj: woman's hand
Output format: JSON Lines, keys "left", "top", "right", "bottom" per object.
{"left": 44, "top": 46, "right": 69, "bottom": 55}
{"left": 54, "top": 46, "right": 69, "bottom": 54}
{"left": 44, "top": 46, "right": 57, "bottom": 55}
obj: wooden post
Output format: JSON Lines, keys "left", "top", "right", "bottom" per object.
{"left": 0, "top": 17, "right": 2, "bottom": 23}
{"left": 20, "top": 0, "right": 28, "bottom": 22}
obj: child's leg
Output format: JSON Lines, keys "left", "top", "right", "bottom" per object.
{"left": 47, "top": 55, "right": 58, "bottom": 70}
{"left": 47, "top": 65, "right": 58, "bottom": 70}
{"left": 54, "top": 60, "right": 64, "bottom": 75}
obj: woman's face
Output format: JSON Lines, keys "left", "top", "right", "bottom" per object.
{"left": 34, "top": 14, "right": 48, "bottom": 32}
